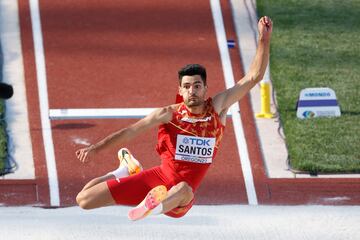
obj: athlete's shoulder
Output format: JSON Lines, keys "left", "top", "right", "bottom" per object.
{"left": 207, "top": 97, "right": 227, "bottom": 126}
{"left": 207, "top": 96, "right": 222, "bottom": 115}
{"left": 153, "top": 104, "right": 180, "bottom": 123}
{"left": 205, "top": 98, "right": 217, "bottom": 112}
{"left": 158, "top": 104, "right": 180, "bottom": 114}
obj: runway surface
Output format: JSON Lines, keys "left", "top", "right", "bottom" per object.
{"left": 1, "top": 205, "right": 359, "bottom": 240}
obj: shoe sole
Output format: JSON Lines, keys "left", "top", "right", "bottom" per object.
{"left": 128, "top": 185, "right": 167, "bottom": 221}
{"left": 145, "top": 185, "right": 167, "bottom": 209}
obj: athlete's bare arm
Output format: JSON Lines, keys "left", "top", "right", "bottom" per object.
{"left": 212, "top": 16, "right": 273, "bottom": 114}
{"left": 76, "top": 105, "right": 177, "bottom": 163}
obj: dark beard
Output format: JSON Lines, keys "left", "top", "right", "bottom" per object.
{"left": 184, "top": 98, "right": 204, "bottom": 107}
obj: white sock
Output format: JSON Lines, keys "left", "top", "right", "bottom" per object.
{"left": 149, "top": 203, "right": 163, "bottom": 215}
{"left": 107, "top": 166, "right": 129, "bottom": 179}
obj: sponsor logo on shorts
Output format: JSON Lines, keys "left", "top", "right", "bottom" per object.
{"left": 175, "top": 134, "right": 215, "bottom": 164}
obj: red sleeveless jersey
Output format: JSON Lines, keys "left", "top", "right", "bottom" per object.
{"left": 156, "top": 98, "right": 225, "bottom": 191}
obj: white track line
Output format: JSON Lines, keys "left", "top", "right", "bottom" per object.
{"left": 49, "top": 108, "right": 158, "bottom": 120}
{"left": 210, "top": 0, "right": 258, "bottom": 204}
{"left": 30, "top": 0, "right": 59, "bottom": 206}
{"left": 49, "top": 108, "right": 232, "bottom": 120}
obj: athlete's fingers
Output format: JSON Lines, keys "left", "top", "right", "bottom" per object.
{"left": 76, "top": 147, "right": 94, "bottom": 163}
{"left": 259, "top": 17, "right": 264, "bottom": 25}
{"left": 76, "top": 149, "right": 81, "bottom": 158}
{"left": 259, "top": 17, "right": 266, "bottom": 29}
{"left": 81, "top": 151, "right": 88, "bottom": 162}
{"left": 83, "top": 150, "right": 92, "bottom": 163}
{"left": 76, "top": 149, "right": 84, "bottom": 159}
{"left": 260, "top": 16, "right": 272, "bottom": 27}
{"left": 258, "top": 16, "right": 272, "bottom": 35}
{"left": 265, "top": 17, "right": 272, "bottom": 28}
{"left": 76, "top": 149, "right": 86, "bottom": 162}
{"left": 264, "top": 16, "right": 269, "bottom": 25}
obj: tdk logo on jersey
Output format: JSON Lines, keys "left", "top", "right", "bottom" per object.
{"left": 175, "top": 134, "right": 216, "bottom": 164}
{"left": 182, "top": 137, "right": 211, "bottom": 146}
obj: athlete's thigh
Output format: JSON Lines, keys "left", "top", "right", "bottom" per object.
{"left": 107, "top": 166, "right": 167, "bottom": 206}
{"left": 80, "top": 180, "right": 116, "bottom": 208}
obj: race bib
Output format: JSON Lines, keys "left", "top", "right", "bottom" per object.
{"left": 175, "top": 134, "right": 216, "bottom": 164}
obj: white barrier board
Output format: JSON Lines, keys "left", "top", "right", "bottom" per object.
{"left": 297, "top": 88, "right": 341, "bottom": 119}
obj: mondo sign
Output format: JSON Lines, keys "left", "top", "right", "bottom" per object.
{"left": 296, "top": 88, "right": 341, "bottom": 119}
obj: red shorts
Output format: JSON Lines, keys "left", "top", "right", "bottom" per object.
{"left": 107, "top": 166, "right": 194, "bottom": 218}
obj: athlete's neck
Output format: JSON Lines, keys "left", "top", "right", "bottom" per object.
{"left": 185, "top": 103, "right": 205, "bottom": 115}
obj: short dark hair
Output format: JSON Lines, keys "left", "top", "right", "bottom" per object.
{"left": 178, "top": 64, "right": 207, "bottom": 86}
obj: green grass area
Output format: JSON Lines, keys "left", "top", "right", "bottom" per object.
{"left": 257, "top": 0, "right": 360, "bottom": 173}
{"left": 0, "top": 100, "right": 8, "bottom": 174}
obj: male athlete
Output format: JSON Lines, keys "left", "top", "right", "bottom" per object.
{"left": 76, "top": 16, "right": 272, "bottom": 221}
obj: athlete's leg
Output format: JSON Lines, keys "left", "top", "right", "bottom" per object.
{"left": 80, "top": 174, "right": 114, "bottom": 192}
{"left": 76, "top": 176, "right": 116, "bottom": 209}
{"left": 162, "top": 181, "right": 194, "bottom": 213}
{"left": 77, "top": 148, "right": 142, "bottom": 209}
{"left": 128, "top": 181, "right": 194, "bottom": 220}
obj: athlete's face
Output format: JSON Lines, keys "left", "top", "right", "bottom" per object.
{"left": 179, "top": 75, "right": 207, "bottom": 107}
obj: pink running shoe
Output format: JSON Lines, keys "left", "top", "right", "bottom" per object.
{"left": 128, "top": 185, "right": 167, "bottom": 221}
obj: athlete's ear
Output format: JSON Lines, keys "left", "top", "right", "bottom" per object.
{"left": 178, "top": 86, "right": 183, "bottom": 96}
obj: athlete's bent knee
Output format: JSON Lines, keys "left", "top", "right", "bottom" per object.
{"left": 76, "top": 191, "right": 93, "bottom": 210}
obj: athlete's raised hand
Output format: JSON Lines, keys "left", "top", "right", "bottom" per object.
{"left": 258, "top": 16, "right": 272, "bottom": 41}
{"left": 76, "top": 145, "right": 96, "bottom": 163}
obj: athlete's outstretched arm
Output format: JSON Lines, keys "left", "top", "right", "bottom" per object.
{"left": 213, "top": 16, "right": 272, "bottom": 113}
{"left": 76, "top": 106, "right": 173, "bottom": 163}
